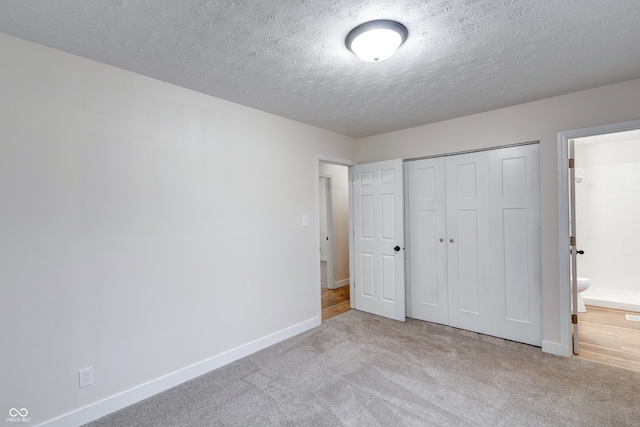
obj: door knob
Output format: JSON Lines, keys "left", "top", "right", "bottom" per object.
{"left": 439, "top": 238, "right": 444, "bottom": 242}
{"left": 449, "top": 239, "right": 454, "bottom": 243}
{"left": 394, "top": 246, "right": 401, "bottom": 252}
{"left": 577, "top": 250, "right": 584, "bottom": 255}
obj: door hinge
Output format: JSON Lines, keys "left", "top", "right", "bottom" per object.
{"left": 568, "top": 158, "right": 575, "bottom": 169}
{"left": 570, "top": 236, "right": 576, "bottom": 247}
{"left": 572, "top": 314, "right": 578, "bottom": 324}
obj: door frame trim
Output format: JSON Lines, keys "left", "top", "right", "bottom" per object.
{"left": 557, "top": 119, "right": 640, "bottom": 357}
{"left": 316, "top": 155, "right": 356, "bottom": 317}
{"left": 403, "top": 162, "right": 412, "bottom": 318}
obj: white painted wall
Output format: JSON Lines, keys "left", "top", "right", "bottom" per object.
{"left": 318, "top": 163, "right": 350, "bottom": 287}
{"left": 575, "top": 131, "right": 640, "bottom": 292}
{"left": 356, "top": 78, "right": 640, "bottom": 350}
{"left": 0, "top": 33, "right": 356, "bottom": 426}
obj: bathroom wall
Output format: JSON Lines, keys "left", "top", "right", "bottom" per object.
{"left": 575, "top": 130, "right": 640, "bottom": 293}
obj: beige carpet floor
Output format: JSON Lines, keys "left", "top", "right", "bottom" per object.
{"left": 85, "top": 310, "right": 640, "bottom": 426}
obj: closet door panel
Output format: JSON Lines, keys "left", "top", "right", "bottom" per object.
{"left": 446, "top": 152, "right": 492, "bottom": 335}
{"left": 408, "top": 158, "right": 448, "bottom": 324}
{"left": 489, "top": 144, "right": 542, "bottom": 346}
{"left": 456, "top": 210, "right": 481, "bottom": 313}
{"left": 502, "top": 208, "right": 530, "bottom": 320}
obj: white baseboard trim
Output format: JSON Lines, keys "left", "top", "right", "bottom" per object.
{"left": 39, "top": 316, "right": 321, "bottom": 427}
{"left": 333, "top": 278, "right": 349, "bottom": 288}
{"left": 542, "top": 339, "right": 569, "bottom": 357}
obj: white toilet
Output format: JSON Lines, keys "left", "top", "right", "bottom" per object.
{"left": 576, "top": 277, "right": 591, "bottom": 312}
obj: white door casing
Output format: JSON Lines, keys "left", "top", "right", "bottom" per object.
{"left": 446, "top": 152, "right": 492, "bottom": 335}
{"left": 408, "top": 157, "right": 448, "bottom": 325}
{"left": 353, "top": 159, "right": 406, "bottom": 322}
{"left": 488, "top": 145, "right": 542, "bottom": 346}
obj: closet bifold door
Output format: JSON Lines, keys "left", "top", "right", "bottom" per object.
{"left": 407, "top": 157, "right": 448, "bottom": 325}
{"left": 407, "top": 144, "right": 542, "bottom": 346}
{"left": 488, "top": 144, "right": 542, "bottom": 346}
{"left": 445, "top": 151, "right": 492, "bottom": 336}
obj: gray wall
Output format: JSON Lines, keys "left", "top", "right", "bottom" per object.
{"left": 0, "top": 33, "right": 356, "bottom": 425}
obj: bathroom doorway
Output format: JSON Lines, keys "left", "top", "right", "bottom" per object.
{"left": 318, "top": 161, "right": 351, "bottom": 321}
{"left": 570, "top": 128, "right": 640, "bottom": 372}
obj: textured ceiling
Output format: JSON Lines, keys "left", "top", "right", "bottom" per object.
{"left": 1, "top": 1, "right": 639, "bottom": 138}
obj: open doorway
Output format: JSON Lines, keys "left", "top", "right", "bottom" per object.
{"left": 319, "top": 161, "right": 351, "bottom": 321}
{"left": 557, "top": 120, "right": 640, "bottom": 370}
{"left": 571, "top": 129, "right": 640, "bottom": 371}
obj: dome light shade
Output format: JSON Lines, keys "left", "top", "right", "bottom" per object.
{"left": 346, "top": 20, "right": 408, "bottom": 62}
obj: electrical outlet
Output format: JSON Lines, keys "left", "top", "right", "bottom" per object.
{"left": 79, "top": 367, "right": 93, "bottom": 388}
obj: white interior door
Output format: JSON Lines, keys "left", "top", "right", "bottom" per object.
{"left": 445, "top": 152, "right": 492, "bottom": 335}
{"left": 569, "top": 139, "right": 580, "bottom": 354}
{"left": 488, "top": 144, "right": 542, "bottom": 346}
{"left": 408, "top": 157, "right": 448, "bottom": 325}
{"left": 353, "top": 159, "right": 405, "bottom": 321}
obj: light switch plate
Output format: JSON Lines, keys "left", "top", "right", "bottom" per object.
{"left": 302, "top": 214, "right": 309, "bottom": 227}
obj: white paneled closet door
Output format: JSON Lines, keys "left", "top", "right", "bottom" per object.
{"left": 488, "top": 145, "right": 542, "bottom": 346}
{"left": 445, "top": 152, "right": 492, "bottom": 335}
{"left": 407, "top": 143, "right": 542, "bottom": 346}
{"left": 408, "top": 157, "right": 448, "bottom": 325}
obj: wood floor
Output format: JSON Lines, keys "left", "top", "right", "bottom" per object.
{"left": 575, "top": 305, "right": 640, "bottom": 372}
{"left": 321, "top": 286, "right": 350, "bottom": 322}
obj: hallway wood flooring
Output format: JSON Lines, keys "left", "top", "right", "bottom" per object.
{"left": 321, "top": 286, "right": 350, "bottom": 322}
{"left": 576, "top": 305, "right": 640, "bottom": 372}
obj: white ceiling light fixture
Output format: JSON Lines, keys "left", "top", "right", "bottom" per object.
{"left": 346, "top": 20, "right": 408, "bottom": 62}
